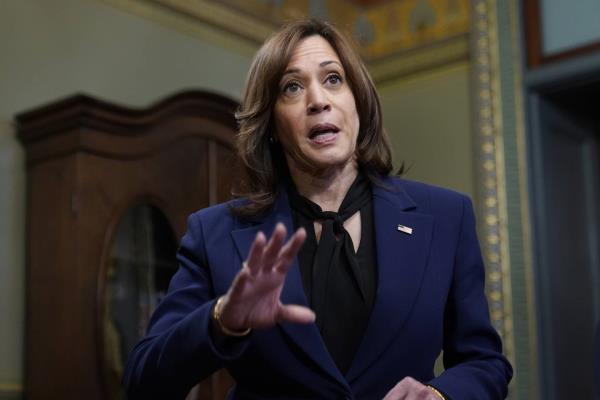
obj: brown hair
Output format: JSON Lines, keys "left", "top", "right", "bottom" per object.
{"left": 232, "top": 19, "right": 395, "bottom": 217}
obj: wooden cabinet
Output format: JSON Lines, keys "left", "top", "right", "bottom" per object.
{"left": 17, "top": 91, "right": 238, "bottom": 399}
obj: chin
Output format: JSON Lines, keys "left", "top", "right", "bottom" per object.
{"left": 304, "top": 155, "right": 355, "bottom": 173}
{"left": 287, "top": 145, "right": 356, "bottom": 174}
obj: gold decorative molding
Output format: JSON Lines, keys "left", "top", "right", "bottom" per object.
{"left": 472, "top": 1, "right": 540, "bottom": 399}
{"left": 330, "top": 0, "right": 469, "bottom": 61}
{"left": 471, "top": 0, "right": 515, "bottom": 379}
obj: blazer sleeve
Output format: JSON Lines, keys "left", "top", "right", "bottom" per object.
{"left": 123, "top": 212, "right": 249, "bottom": 399}
{"left": 427, "top": 195, "right": 513, "bottom": 399}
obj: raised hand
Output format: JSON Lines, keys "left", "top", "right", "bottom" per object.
{"left": 216, "top": 223, "right": 315, "bottom": 333}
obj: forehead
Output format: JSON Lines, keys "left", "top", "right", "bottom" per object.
{"left": 286, "top": 35, "right": 341, "bottom": 66}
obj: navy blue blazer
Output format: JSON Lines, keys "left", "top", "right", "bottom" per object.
{"left": 124, "top": 177, "right": 512, "bottom": 399}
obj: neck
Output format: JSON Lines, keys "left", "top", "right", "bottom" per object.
{"left": 288, "top": 161, "right": 359, "bottom": 212}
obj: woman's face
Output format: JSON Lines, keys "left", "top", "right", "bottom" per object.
{"left": 273, "top": 35, "right": 360, "bottom": 175}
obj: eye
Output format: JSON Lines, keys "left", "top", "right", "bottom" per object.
{"left": 325, "top": 73, "right": 342, "bottom": 86}
{"left": 282, "top": 80, "right": 302, "bottom": 95}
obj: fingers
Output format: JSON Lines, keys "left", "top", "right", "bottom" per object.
{"left": 260, "top": 223, "right": 287, "bottom": 273}
{"left": 227, "top": 267, "right": 252, "bottom": 302}
{"left": 245, "top": 223, "right": 305, "bottom": 275}
{"left": 277, "top": 304, "right": 315, "bottom": 324}
{"left": 383, "top": 377, "right": 412, "bottom": 400}
{"left": 274, "top": 227, "right": 306, "bottom": 273}
{"left": 383, "top": 377, "right": 439, "bottom": 400}
{"left": 246, "top": 231, "right": 267, "bottom": 276}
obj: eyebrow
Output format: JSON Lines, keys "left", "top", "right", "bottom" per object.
{"left": 281, "top": 60, "right": 343, "bottom": 77}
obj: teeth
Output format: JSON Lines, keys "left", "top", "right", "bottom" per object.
{"left": 311, "top": 130, "right": 334, "bottom": 138}
{"left": 311, "top": 131, "right": 336, "bottom": 142}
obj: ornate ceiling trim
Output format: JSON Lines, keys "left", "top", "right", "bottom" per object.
{"left": 151, "top": 0, "right": 276, "bottom": 44}
{"left": 101, "top": 0, "right": 470, "bottom": 82}
{"left": 369, "top": 34, "right": 468, "bottom": 82}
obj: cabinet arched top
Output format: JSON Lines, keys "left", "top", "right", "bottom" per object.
{"left": 16, "top": 90, "right": 239, "bottom": 165}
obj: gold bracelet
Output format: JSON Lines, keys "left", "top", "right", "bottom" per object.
{"left": 212, "top": 296, "right": 252, "bottom": 337}
{"left": 426, "top": 385, "right": 446, "bottom": 400}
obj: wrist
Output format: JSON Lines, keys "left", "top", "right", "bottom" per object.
{"left": 212, "top": 296, "right": 252, "bottom": 337}
{"left": 426, "top": 385, "right": 446, "bottom": 400}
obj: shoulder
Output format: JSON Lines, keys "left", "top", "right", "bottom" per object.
{"left": 379, "top": 175, "right": 471, "bottom": 217}
{"left": 385, "top": 176, "right": 467, "bottom": 201}
{"left": 186, "top": 198, "right": 252, "bottom": 232}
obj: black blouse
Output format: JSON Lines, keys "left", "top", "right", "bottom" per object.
{"left": 289, "top": 180, "right": 377, "bottom": 375}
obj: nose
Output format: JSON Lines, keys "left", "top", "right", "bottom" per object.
{"left": 306, "top": 85, "right": 331, "bottom": 115}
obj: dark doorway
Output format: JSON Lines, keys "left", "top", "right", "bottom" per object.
{"left": 528, "top": 77, "right": 600, "bottom": 399}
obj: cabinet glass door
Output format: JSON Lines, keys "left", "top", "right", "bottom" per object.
{"left": 104, "top": 205, "right": 178, "bottom": 398}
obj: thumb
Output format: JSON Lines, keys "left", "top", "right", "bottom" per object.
{"left": 277, "top": 304, "right": 316, "bottom": 324}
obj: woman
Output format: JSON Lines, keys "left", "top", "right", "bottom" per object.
{"left": 124, "top": 19, "right": 512, "bottom": 399}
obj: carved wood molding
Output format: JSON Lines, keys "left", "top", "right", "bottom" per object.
{"left": 16, "top": 91, "right": 238, "bottom": 165}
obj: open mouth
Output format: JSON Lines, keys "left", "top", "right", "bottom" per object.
{"left": 309, "top": 123, "right": 340, "bottom": 143}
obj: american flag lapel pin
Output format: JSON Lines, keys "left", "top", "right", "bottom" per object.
{"left": 397, "top": 224, "right": 413, "bottom": 235}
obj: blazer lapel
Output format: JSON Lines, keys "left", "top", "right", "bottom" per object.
{"left": 346, "top": 179, "right": 434, "bottom": 382}
{"left": 230, "top": 190, "right": 348, "bottom": 388}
